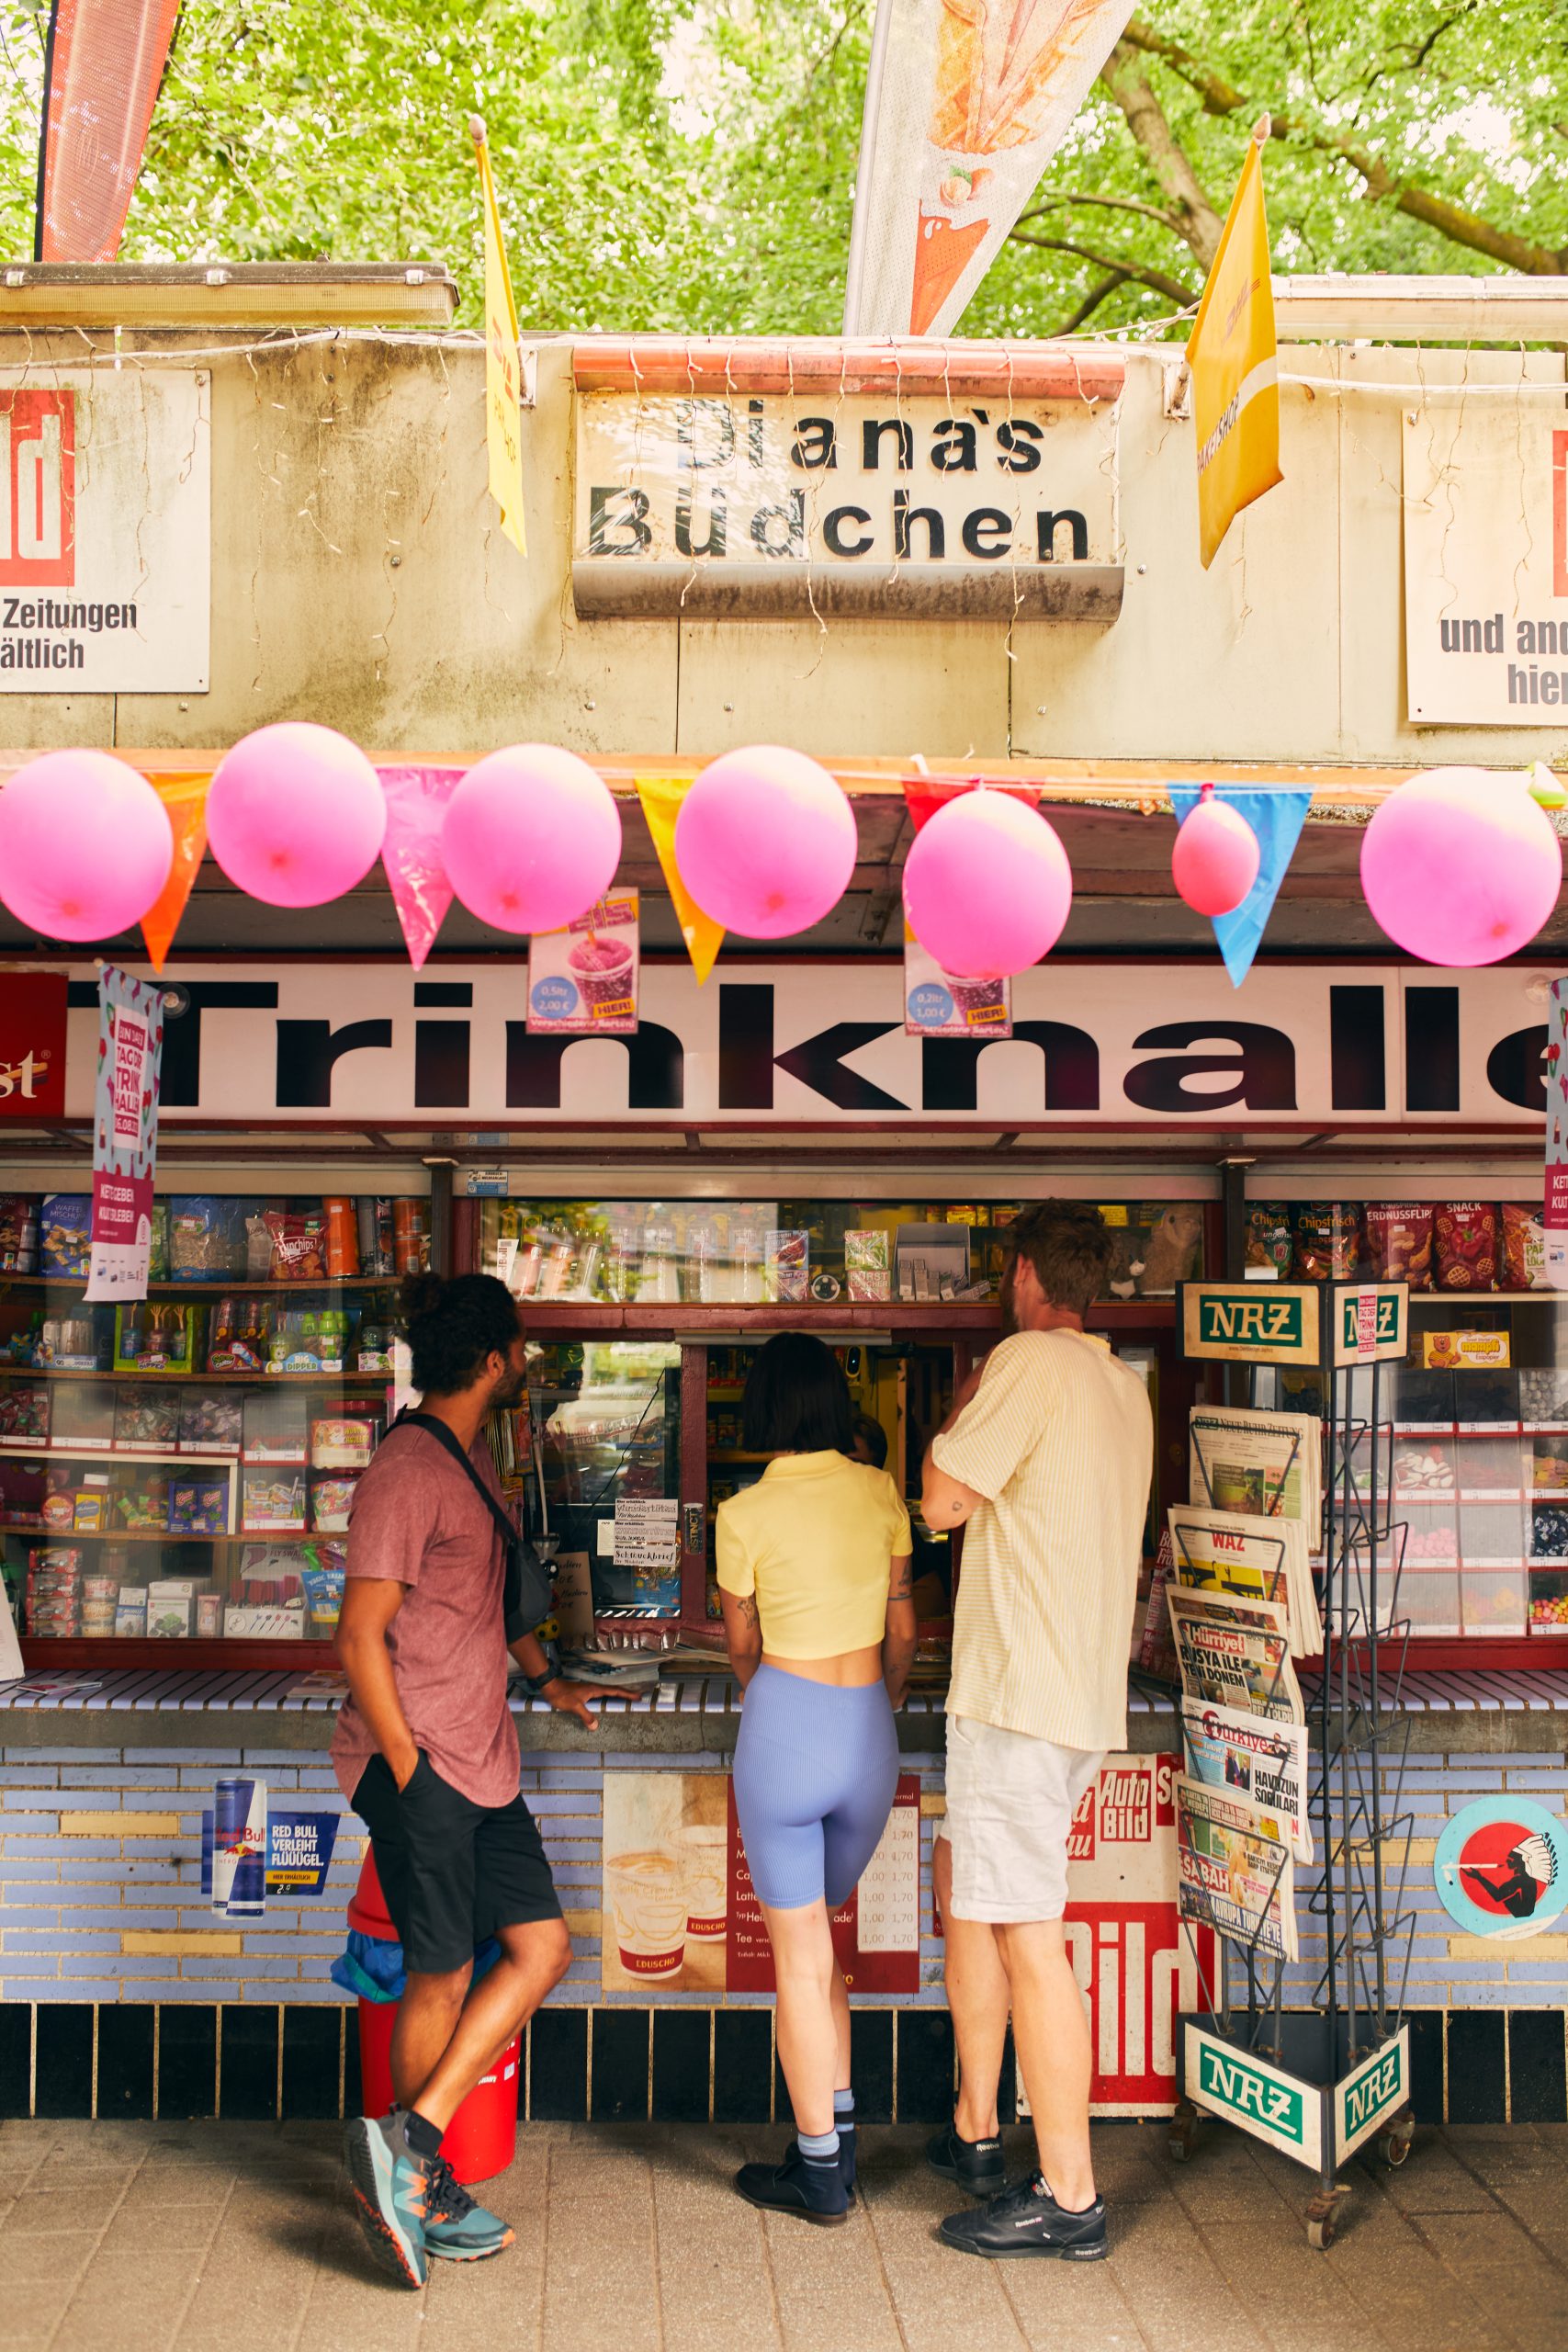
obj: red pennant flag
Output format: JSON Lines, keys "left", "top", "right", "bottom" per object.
{"left": 902, "top": 777, "right": 1041, "bottom": 832}
{"left": 140, "top": 774, "right": 210, "bottom": 974}
{"left": 36, "top": 0, "right": 182, "bottom": 262}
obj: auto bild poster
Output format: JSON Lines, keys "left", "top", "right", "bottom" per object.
{"left": 844, "top": 0, "right": 1135, "bottom": 337}
{"left": 1176, "top": 1775, "right": 1299, "bottom": 1962}
{"left": 84, "top": 966, "right": 165, "bottom": 1301}
{"left": 602, "top": 1770, "right": 920, "bottom": 1995}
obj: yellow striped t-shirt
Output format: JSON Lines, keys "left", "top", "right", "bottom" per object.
{"left": 931, "top": 1329, "right": 1153, "bottom": 1750}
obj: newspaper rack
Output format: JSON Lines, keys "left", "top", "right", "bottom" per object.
{"left": 1171, "top": 1282, "right": 1416, "bottom": 2250}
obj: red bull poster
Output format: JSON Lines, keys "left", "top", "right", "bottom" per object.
{"left": 844, "top": 0, "right": 1135, "bottom": 339}
{"left": 83, "top": 966, "right": 164, "bottom": 1302}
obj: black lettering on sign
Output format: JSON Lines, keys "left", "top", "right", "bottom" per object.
{"left": 1036, "top": 510, "right": 1089, "bottom": 561}
{"left": 504, "top": 1023, "right": 684, "bottom": 1111}
{"left": 1123, "top": 1023, "right": 1296, "bottom": 1114}
{"left": 1329, "top": 985, "right": 1386, "bottom": 1111}
{"left": 823, "top": 506, "right": 873, "bottom": 558}
{"left": 1404, "top": 986, "right": 1460, "bottom": 1113}
{"left": 750, "top": 491, "right": 804, "bottom": 558}
{"left": 1487, "top": 1024, "right": 1548, "bottom": 1113}
{"left": 922, "top": 1023, "right": 1100, "bottom": 1113}
{"left": 414, "top": 1021, "right": 470, "bottom": 1110}
{"left": 863, "top": 418, "right": 913, "bottom": 470}
{"left": 676, "top": 492, "right": 726, "bottom": 559}
{"left": 791, "top": 418, "right": 837, "bottom": 470}
{"left": 931, "top": 420, "right": 977, "bottom": 473}
{"left": 997, "top": 419, "right": 1043, "bottom": 473}
{"left": 142, "top": 980, "right": 279, "bottom": 1108}
{"left": 276, "top": 1019, "right": 393, "bottom": 1110}
{"left": 588, "top": 487, "right": 651, "bottom": 555}
{"left": 962, "top": 508, "right": 1011, "bottom": 559}
{"left": 893, "top": 491, "right": 944, "bottom": 560}
{"left": 716, "top": 985, "right": 908, "bottom": 1112}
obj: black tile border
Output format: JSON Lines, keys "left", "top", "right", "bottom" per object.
{"left": 1, "top": 2003, "right": 1560, "bottom": 2126}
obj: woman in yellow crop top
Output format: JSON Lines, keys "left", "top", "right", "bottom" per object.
{"left": 716, "top": 1332, "right": 915, "bottom": 2224}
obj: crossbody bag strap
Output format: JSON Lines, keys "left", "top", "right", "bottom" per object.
{"left": 393, "top": 1407, "right": 519, "bottom": 1548}
{"left": 390, "top": 1408, "right": 548, "bottom": 1642}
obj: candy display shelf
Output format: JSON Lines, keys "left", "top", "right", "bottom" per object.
{"left": 0, "top": 1276, "right": 396, "bottom": 1293}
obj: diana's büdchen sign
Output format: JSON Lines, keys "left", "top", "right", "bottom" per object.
{"left": 0, "top": 373, "right": 209, "bottom": 692}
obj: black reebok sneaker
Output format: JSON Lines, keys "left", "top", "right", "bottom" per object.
{"left": 734, "top": 2144, "right": 849, "bottom": 2225}
{"left": 939, "top": 2175, "right": 1107, "bottom": 2261}
{"left": 925, "top": 2120, "right": 1007, "bottom": 2199}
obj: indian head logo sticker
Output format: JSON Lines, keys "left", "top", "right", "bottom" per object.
{"left": 1435, "top": 1797, "right": 1568, "bottom": 1941}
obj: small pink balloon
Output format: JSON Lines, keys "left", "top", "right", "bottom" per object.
{"left": 1172, "top": 787, "right": 1260, "bottom": 918}
{"left": 676, "top": 747, "right": 857, "bottom": 939}
{"left": 0, "top": 751, "right": 172, "bottom": 941}
{"left": 903, "top": 791, "right": 1072, "bottom": 978}
{"left": 208, "top": 722, "right": 387, "bottom": 908}
{"left": 442, "top": 744, "right": 622, "bottom": 933}
{"left": 1361, "top": 766, "right": 1562, "bottom": 967}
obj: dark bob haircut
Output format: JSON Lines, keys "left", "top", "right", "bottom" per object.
{"left": 401, "top": 1272, "right": 521, "bottom": 1395}
{"left": 742, "top": 1331, "right": 853, "bottom": 1455}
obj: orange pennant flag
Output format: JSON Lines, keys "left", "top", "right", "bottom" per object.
{"left": 635, "top": 775, "right": 724, "bottom": 984}
{"left": 140, "top": 773, "right": 210, "bottom": 974}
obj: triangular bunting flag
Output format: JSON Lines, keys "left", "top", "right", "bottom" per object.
{"left": 1168, "top": 786, "right": 1311, "bottom": 986}
{"left": 636, "top": 775, "right": 724, "bottom": 984}
{"left": 902, "top": 777, "right": 1041, "bottom": 833}
{"left": 378, "top": 766, "right": 466, "bottom": 969}
{"left": 140, "top": 773, "right": 211, "bottom": 974}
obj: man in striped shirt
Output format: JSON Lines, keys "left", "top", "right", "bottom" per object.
{"left": 921, "top": 1202, "right": 1153, "bottom": 2263}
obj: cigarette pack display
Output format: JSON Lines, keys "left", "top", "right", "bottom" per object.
{"left": 243, "top": 1472, "right": 307, "bottom": 1532}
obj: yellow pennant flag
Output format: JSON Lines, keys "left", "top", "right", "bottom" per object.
{"left": 636, "top": 775, "right": 725, "bottom": 985}
{"left": 1188, "top": 119, "right": 1282, "bottom": 570}
{"left": 469, "top": 116, "right": 526, "bottom": 557}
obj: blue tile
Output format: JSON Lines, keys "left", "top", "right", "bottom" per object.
{"left": 4, "top": 1931, "right": 118, "bottom": 1953}
{"left": 10, "top": 1838, "right": 122, "bottom": 1858}
{"left": 3, "top": 1748, "right": 118, "bottom": 1764}
{"left": 71, "top": 1956, "right": 171, "bottom": 1978}
{"left": 62, "top": 1766, "right": 177, "bottom": 1787}
{"left": 183, "top": 1956, "right": 300, "bottom": 1979}
{"left": 0, "top": 1767, "right": 61, "bottom": 1786}
{"left": 0, "top": 1860, "right": 61, "bottom": 1881}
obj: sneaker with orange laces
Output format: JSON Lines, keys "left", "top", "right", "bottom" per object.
{"left": 423, "top": 2155, "right": 515, "bottom": 2262}
{"left": 343, "top": 2112, "right": 430, "bottom": 2289}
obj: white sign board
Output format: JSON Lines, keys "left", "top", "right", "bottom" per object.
{"left": 39, "top": 957, "right": 1560, "bottom": 1130}
{"left": 1404, "top": 402, "right": 1565, "bottom": 725}
{"left": 0, "top": 372, "right": 209, "bottom": 693}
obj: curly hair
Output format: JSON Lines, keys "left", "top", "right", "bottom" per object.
{"left": 400, "top": 1272, "right": 521, "bottom": 1394}
{"left": 1005, "top": 1201, "right": 1115, "bottom": 1318}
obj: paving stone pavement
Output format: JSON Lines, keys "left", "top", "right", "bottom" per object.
{"left": 1, "top": 2118, "right": 1565, "bottom": 2352}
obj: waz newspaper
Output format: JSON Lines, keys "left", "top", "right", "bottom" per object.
{"left": 1167, "top": 1501, "right": 1323, "bottom": 1657}
{"left": 1167, "top": 1587, "right": 1305, "bottom": 1724}
{"left": 1176, "top": 1774, "right": 1299, "bottom": 1962}
{"left": 1181, "top": 1698, "right": 1313, "bottom": 1863}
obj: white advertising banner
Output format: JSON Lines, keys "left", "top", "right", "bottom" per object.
{"left": 1403, "top": 401, "right": 1567, "bottom": 725}
{"left": 41, "top": 956, "right": 1561, "bottom": 1129}
{"left": 843, "top": 0, "right": 1135, "bottom": 339}
{"left": 0, "top": 371, "right": 209, "bottom": 693}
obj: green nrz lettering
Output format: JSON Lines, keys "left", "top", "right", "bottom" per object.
{"left": 1343, "top": 2049, "right": 1401, "bottom": 2134}
{"left": 1199, "top": 2045, "right": 1304, "bottom": 2142}
{"left": 1200, "top": 1296, "right": 1303, "bottom": 1348}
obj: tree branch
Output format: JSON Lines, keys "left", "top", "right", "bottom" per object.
{"left": 1119, "top": 12, "right": 1562, "bottom": 276}
{"left": 1005, "top": 224, "right": 1196, "bottom": 306}
{"left": 1017, "top": 190, "right": 1184, "bottom": 235}
{"left": 1099, "top": 41, "right": 1227, "bottom": 267}
{"left": 1047, "top": 268, "right": 1134, "bottom": 336}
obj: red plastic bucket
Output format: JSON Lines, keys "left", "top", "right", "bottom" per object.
{"left": 350, "top": 1849, "right": 520, "bottom": 2186}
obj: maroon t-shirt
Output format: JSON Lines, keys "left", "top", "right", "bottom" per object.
{"left": 331, "top": 1424, "right": 521, "bottom": 1809}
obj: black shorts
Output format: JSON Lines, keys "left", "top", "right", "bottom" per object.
{"left": 353, "top": 1750, "right": 562, "bottom": 1976}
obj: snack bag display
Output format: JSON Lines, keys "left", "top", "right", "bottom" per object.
{"left": 299, "top": 1554, "right": 346, "bottom": 1633}
{"left": 1291, "top": 1203, "right": 1362, "bottom": 1282}
{"left": 263, "top": 1210, "right": 329, "bottom": 1282}
{"left": 1363, "top": 1203, "right": 1434, "bottom": 1289}
{"left": 1433, "top": 1201, "right": 1499, "bottom": 1292}
{"left": 169, "top": 1198, "right": 243, "bottom": 1281}
{"left": 1503, "top": 1203, "right": 1549, "bottom": 1292}
{"left": 310, "top": 1478, "right": 358, "bottom": 1532}
{"left": 1244, "top": 1204, "right": 1292, "bottom": 1279}
{"left": 0, "top": 1195, "right": 37, "bottom": 1272}
{"left": 765, "top": 1229, "right": 810, "bottom": 1304}
{"left": 845, "top": 1228, "right": 892, "bottom": 1302}
{"left": 322, "top": 1197, "right": 360, "bottom": 1279}
{"left": 39, "top": 1195, "right": 91, "bottom": 1277}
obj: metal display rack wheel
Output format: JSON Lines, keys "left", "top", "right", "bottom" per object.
{"left": 1170, "top": 1280, "right": 1417, "bottom": 2250}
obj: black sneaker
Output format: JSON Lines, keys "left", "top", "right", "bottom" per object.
{"left": 784, "top": 2121, "right": 856, "bottom": 2192}
{"left": 734, "top": 2144, "right": 849, "bottom": 2225}
{"left": 925, "top": 2120, "right": 1006, "bottom": 2199}
{"left": 939, "top": 2175, "right": 1107, "bottom": 2261}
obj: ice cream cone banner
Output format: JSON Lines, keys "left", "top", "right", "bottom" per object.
{"left": 140, "top": 773, "right": 211, "bottom": 974}
{"left": 1188, "top": 124, "right": 1283, "bottom": 570}
{"left": 844, "top": 0, "right": 1134, "bottom": 340}
{"left": 470, "top": 117, "right": 527, "bottom": 557}
{"left": 636, "top": 775, "right": 725, "bottom": 984}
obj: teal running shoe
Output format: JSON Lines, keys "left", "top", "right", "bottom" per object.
{"left": 343, "top": 2114, "right": 430, "bottom": 2289}
{"left": 423, "top": 2156, "right": 515, "bottom": 2262}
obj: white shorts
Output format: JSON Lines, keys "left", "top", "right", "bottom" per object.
{"left": 940, "top": 1714, "right": 1102, "bottom": 1924}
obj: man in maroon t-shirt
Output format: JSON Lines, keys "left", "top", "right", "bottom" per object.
{"left": 334, "top": 1273, "right": 615, "bottom": 2288}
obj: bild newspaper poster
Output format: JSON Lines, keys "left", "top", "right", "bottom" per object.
{"left": 602, "top": 1770, "right": 920, "bottom": 1995}
{"left": 995, "top": 1754, "right": 1213, "bottom": 2120}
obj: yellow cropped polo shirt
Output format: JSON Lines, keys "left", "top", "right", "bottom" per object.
{"left": 715, "top": 1452, "right": 913, "bottom": 1657}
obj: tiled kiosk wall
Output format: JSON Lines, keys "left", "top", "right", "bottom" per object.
{"left": 2, "top": 1690, "right": 1566, "bottom": 2128}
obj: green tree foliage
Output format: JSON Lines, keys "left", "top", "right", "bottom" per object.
{"left": 0, "top": 0, "right": 1561, "bottom": 336}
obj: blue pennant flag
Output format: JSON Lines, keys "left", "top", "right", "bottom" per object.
{"left": 1168, "top": 786, "right": 1313, "bottom": 987}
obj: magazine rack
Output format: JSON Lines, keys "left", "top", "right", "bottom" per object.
{"left": 1169, "top": 1281, "right": 1417, "bottom": 2250}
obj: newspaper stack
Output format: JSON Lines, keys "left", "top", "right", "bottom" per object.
{"left": 1167, "top": 1588, "right": 1305, "bottom": 1724}
{"left": 1180, "top": 1699, "right": 1313, "bottom": 1863}
{"left": 1188, "top": 1405, "right": 1323, "bottom": 1530}
{"left": 1167, "top": 1501, "right": 1324, "bottom": 1657}
{"left": 1175, "top": 1774, "right": 1300, "bottom": 1962}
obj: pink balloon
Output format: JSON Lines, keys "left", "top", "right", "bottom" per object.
{"left": 903, "top": 790, "right": 1072, "bottom": 978}
{"left": 208, "top": 723, "right": 387, "bottom": 908}
{"left": 442, "top": 744, "right": 622, "bottom": 933}
{"left": 0, "top": 751, "right": 172, "bottom": 941}
{"left": 1172, "top": 789, "right": 1260, "bottom": 918}
{"left": 676, "top": 747, "right": 857, "bottom": 939}
{"left": 1361, "top": 767, "right": 1562, "bottom": 967}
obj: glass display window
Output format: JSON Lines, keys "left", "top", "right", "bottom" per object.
{"left": 0, "top": 1188, "right": 428, "bottom": 1654}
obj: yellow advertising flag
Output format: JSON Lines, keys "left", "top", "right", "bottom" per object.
{"left": 636, "top": 775, "right": 725, "bottom": 985}
{"left": 1188, "top": 121, "right": 1282, "bottom": 570}
{"left": 469, "top": 116, "right": 526, "bottom": 557}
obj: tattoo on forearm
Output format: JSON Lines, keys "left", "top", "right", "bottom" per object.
{"left": 737, "top": 1593, "right": 760, "bottom": 1630}
{"left": 889, "top": 1563, "right": 913, "bottom": 1600}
